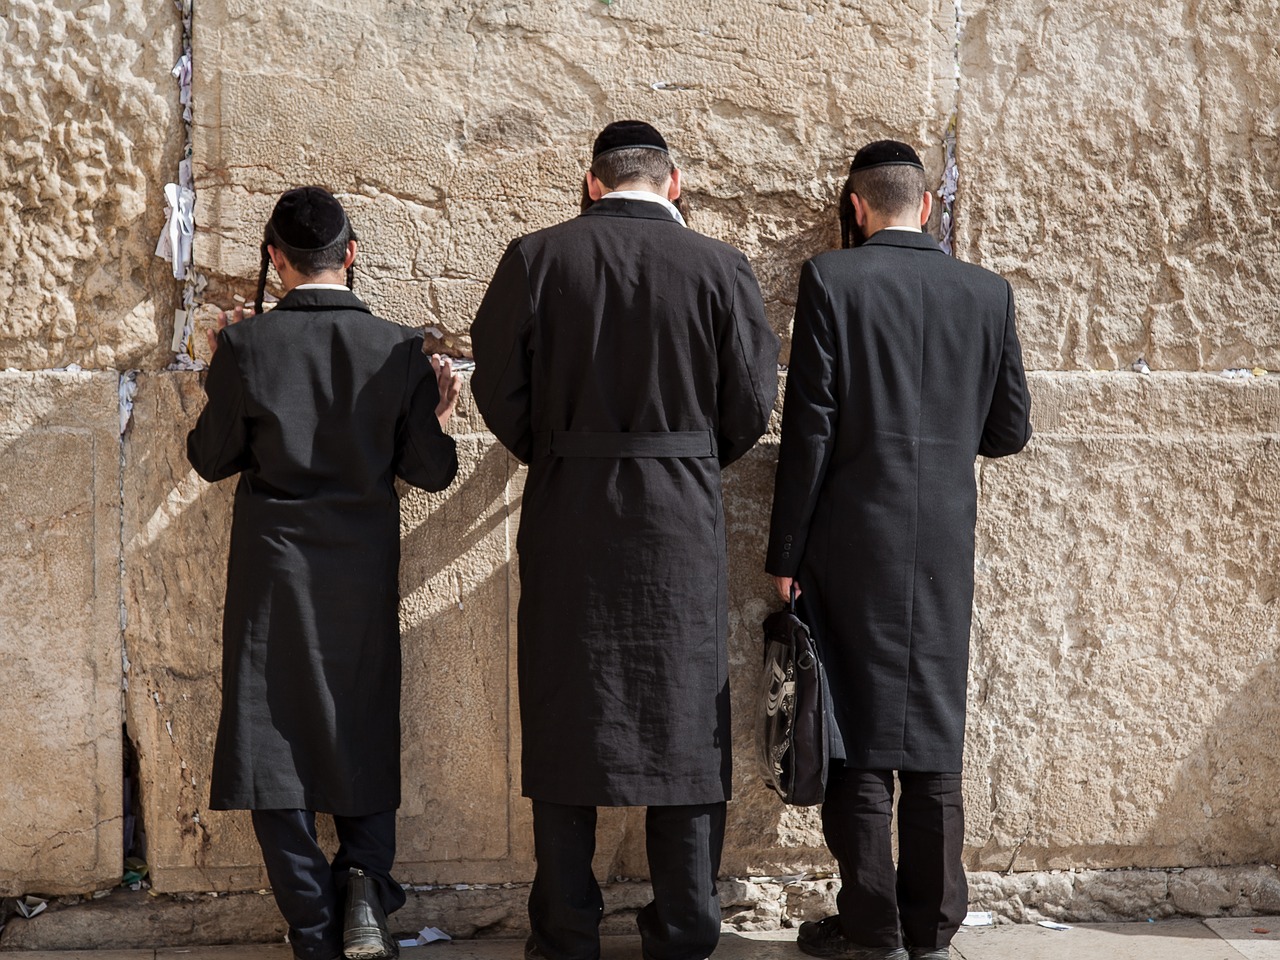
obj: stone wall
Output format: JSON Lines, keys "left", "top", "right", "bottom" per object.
{"left": 2, "top": 0, "right": 1280, "bottom": 927}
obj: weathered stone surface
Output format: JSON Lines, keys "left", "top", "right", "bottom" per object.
{"left": 0, "top": 1, "right": 182, "bottom": 370}
{"left": 0, "top": 372, "right": 123, "bottom": 895}
{"left": 396, "top": 431, "right": 532, "bottom": 881}
{"left": 122, "top": 372, "right": 533, "bottom": 891}
{"left": 1171, "top": 866, "right": 1280, "bottom": 918}
{"left": 957, "top": 0, "right": 1280, "bottom": 372}
{"left": 967, "top": 865, "right": 1280, "bottom": 924}
{"left": 191, "top": 0, "right": 954, "bottom": 360}
{"left": 965, "top": 372, "right": 1280, "bottom": 871}
{"left": 121, "top": 371, "right": 261, "bottom": 893}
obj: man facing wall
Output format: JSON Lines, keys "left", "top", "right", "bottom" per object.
{"left": 767, "top": 141, "right": 1032, "bottom": 960}
{"left": 471, "top": 120, "right": 779, "bottom": 960}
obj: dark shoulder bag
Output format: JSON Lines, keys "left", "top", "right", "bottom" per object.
{"left": 755, "top": 589, "right": 834, "bottom": 806}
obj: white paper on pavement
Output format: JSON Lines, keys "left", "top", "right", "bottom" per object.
{"left": 398, "top": 926, "right": 452, "bottom": 947}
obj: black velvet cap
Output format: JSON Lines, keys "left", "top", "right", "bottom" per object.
{"left": 592, "top": 120, "right": 670, "bottom": 160}
{"left": 849, "top": 139, "right": 924, "bottom": 173}
{"left": 267, "top": 186, "right": 350, "bottom": 250}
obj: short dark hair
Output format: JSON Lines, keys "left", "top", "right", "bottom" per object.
{"left": 850, "top": 164, "right": 927, "bottom": 219}
{"left": 254, "top": 218, "right": 356, "bottom": 312}
{"left": 590, "top": 147, "right": 675, "bottom": 190}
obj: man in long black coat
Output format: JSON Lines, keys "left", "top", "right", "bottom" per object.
{"left": 766, "top": 142, "right": 1032, "bottom": 960}
{"left": 471, "top": 121, "right": 779, "bottom": 960}
{"left": 187, "top": 187, "right": 459, "bottom": 960}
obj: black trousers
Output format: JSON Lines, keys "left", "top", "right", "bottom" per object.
{"left": 529, "top": 800, "right": 726, "bottom": 960}
{"left": 821, "top": 768, "right": 967, "bottom": 951}
{"left": 251, "top": 808, "right": 406, "bottom": 960}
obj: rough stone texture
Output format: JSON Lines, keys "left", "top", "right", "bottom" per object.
{"left": 968, "top": 865, "right": 1280, "bottom": 924}
{"left": 121, "top": 372, "right": 261, "bottom": 893}
{"left": 965, "top": 372, "right": 1280, "bottom": 871}
{"left": 0, "top": 1, "right": 182, "bottom": 370}
{"left": 191, "top": 0, "right": 955, "bottom": 360}
{"left": 957, "top": 0, "right": 1280, "bottom": 372}
{"left": 0, "top": 372, "right": 123, "bottom": 895}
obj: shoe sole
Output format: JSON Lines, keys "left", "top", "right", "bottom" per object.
{"left": 344, "top": 938, "right": 395, "bottom": 959}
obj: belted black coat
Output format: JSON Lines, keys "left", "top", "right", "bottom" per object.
{"left": 471, "top": 198, "right": 779, "bottom": 806}
{"left": 766, "top": 231, "right": 1032, "bottom": 773}
{"left": 187, "top": 287, "right": 458, "bottom": 815}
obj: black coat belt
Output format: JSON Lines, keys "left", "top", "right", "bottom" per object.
{"left": 532, "top": 429, "right": 718, "bottom": 459}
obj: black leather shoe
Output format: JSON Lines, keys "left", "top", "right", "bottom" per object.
{"left": 796, "top": 916, "right": 908, "bottom": 960}
{"left": 524, "top": 936, "right": 545, "bottom": 960}
{"left": 343, "top": 869, "right": 398, "bottom": 959}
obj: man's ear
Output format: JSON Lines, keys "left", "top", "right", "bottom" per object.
{"left": 919, "top": 190, "right": 933, "bottom": 227}
{"left": 850, "top": 193, "right": 869, "bottom": 229}
{"left": 343, "top": 240, "right": 357, "bottom": 270}
{"left": 667, "top": 168, "right": 682, "bottom": 202}
{"left": 586, "top": 172, "right": 608, "bottom": 202}
{"left": 267, "top": 244, "right": 288, "bottom": 274}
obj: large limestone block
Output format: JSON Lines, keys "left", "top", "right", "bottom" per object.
{"left": 123, "top": 372, "right": 531, "bottom": 891}
{"left": 966, "top": 371, "right": 1280, "bottom": 870}
{"left": 0, "top": 1, "right": 182, "bottom": 370}
{"left": 122, "top": 372, "right": 259, "bottom": 892}
{"left": 0, "top": 372, "right": 123, "bottom": 895}
{"left": 958, "top": 0, "right": 1280, "bottom": 371}
{"left": 191, "top": 0, "right": 954, "bottom": 359}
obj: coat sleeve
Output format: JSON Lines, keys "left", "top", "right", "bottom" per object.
{"left": 394, "top": 340, "right": 459, "bottom": 492}
{"left": 978, "top": 280, "right": 1033, "bottom": 459}
{"left": 471, "top": 240, "right": 535, "bottom": 464}
{"left": 716, "top": 255, "right": 780, "bottom": 468}
{"left": 186, "top": 332, "right": 251, "bottom": 482}
{"left": 765, "top": 260, "right": 838, "bottom": 577}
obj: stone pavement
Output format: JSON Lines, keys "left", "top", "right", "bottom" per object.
{"left": 7, "top": 922, "right": 1280, "bottom": 960}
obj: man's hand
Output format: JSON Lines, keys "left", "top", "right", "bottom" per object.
{"left": 772, "top": 575, "right": 801, "bottom": 604}
{"left": 208, "top": 300, "right": 255, "bottom": 357}
{"left": 432, "top": 354, "right": 462, "bottom": 429}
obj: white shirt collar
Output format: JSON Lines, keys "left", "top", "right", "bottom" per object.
{"left": 883, "top": 225, "right": 922, "bottom": 233}
{"left": 293, "top": 283, "right": 351, "bottom": 291}
{"left": 603, "top": 190, "right": 686, "bottom": 227}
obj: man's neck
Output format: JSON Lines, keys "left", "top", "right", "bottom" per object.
{"left": 607, "top": 180, "right": 665, "bottom": 198}
{"left": 864, "top": 215, "right": 922, "bottom": 236}
{"left": 280, "top": 270, "right": 347, "bottom": 295}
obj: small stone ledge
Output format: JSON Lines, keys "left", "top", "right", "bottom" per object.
{"left": 6, "top": 868, "right": 1280, "bottom": 950}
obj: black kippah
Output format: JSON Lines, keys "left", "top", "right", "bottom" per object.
{"left": 267, "top": 186, "right": 349, "bottom": 250}
{"left": 849, "top": 139, "right": 924, "bottom": 173}
{"left": 592, "top": 120, "right": 669, "bottom": 160}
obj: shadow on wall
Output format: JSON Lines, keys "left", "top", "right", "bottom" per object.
{"left": 1147, "top": 650, "right": 1280, "bottom": 871}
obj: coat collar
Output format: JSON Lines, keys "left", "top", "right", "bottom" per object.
{"left": 580, "top": 196, "right": 681, "bottom": 225}
{"left": 861, "top": 229, "right": 944, "bottom": 254}
{"left": 269, "top": 286, "right": 372, "bottom": 314}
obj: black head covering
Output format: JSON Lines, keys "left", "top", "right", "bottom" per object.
{"left": 592, "top": 120, "right": 669, "bottom": 160}
{"left": 848, "top": 139, "right": 924, "bottom": 173}
{"left": 268, "top": 186, "right": 351, "bottom": 249}
{"left": 254, "top": 187, "right": 356, "bottom": 312}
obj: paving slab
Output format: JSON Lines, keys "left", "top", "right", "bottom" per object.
{"left": 1203, "top": 919, "right": 1280, "bottom": 960}
{"left": 953, "top": 919, "right": 1245, "bottom": 960}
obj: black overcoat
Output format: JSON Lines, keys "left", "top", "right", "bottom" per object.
{"left": 766, "top": 230, "right": 1031, "bottom": 773}
{"left": 471, "top": 198, "right": 779, "bottom": 806}
{"left": 187, "top": 287, "right": 458, "bottom": 815}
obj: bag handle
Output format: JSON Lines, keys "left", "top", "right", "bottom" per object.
{"left": 788, "top": 584, "right": 816, "bottom": 669}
